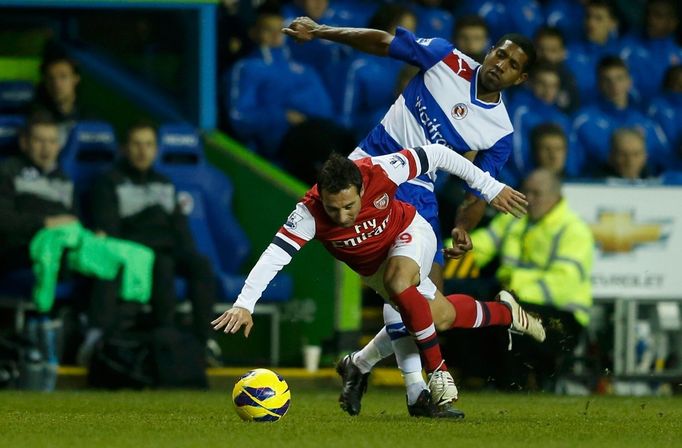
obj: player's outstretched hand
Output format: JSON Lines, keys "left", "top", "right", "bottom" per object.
{"left": 282, "top": 16, "right": 320, "bottom": 42}
{"left": 490, "top": 186, "right": 527, "bottom": 218}
{"left": 212, "top": 307, "right": 254, "bottom": 337}
{"left": 443, "top": 227, "right": 473, "bottom": 259}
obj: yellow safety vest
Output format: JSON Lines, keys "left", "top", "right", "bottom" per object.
{"left": 468, "top": 199, "right": 594, "bottom": 326}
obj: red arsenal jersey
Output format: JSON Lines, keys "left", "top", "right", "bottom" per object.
{"left": 273, "top": 148, "right": 428, "bottom": 275}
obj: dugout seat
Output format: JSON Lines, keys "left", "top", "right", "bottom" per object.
{"left": 0, "top": 269, "right": 79, "bottom": 333}
{"left": 157, "top": 123, "right": 293, "bottom": 365}
{"left": 0, "top": 114, "right": 25, "bottom": 158}
{"left": 0, "top": 80, "right": 34, "bottom": 114}
{"left": 662, "top": 170, "right": 682, "bottom": 185}
{"left": 60, "top": 120, "right": 118, "bottom": 191}
{"left": 156, "top": 123, "right": 293, "bottom": 303}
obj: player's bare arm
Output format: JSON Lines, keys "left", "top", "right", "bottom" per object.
{"left": 444, "top": 194, "right": 486, "bottom": 259}
{"left": 282, "top": 16, "right": 393, "bottom": 56}
{"left": 444, "top": 186, "right": 527, "bottom": 260}
{"left": 212, "top": 306, "right": 254, "bottom": 338}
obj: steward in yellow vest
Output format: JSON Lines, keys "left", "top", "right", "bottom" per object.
{"left": 443, "top": 169, "right": 594, "bottom": 390}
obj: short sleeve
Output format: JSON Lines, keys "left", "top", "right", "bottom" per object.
{"left": 388, "top": 27, "right": 453, "bottom": 70}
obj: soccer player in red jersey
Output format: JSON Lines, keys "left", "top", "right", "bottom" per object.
{"left": 212, "top": 144, "right": 530, "bottom": 417}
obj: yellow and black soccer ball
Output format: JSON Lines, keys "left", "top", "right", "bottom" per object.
{"left": 232, "top": 368, "right": 291, "bottom": 422}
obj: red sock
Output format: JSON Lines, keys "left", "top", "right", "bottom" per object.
{"left": 446, "top": 294, "right": 512, "bottom": 328}
{"left": 391, "top": 285, "right": 447, "bottom": 373}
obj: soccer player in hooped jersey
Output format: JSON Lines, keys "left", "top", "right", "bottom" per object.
{"left": 212, "top": 144, "right": 542, "bottom": 418}
{"left": 282, "top": 17, "right": 537, "bottom": 415}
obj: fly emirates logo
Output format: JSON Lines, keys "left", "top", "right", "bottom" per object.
{"left": 331, "top": 214, "right": 391, "bottom": 248}
{"left": 415, "top": 95, "right": 452, "bottom": 149}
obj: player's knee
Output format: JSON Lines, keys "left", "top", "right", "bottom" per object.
{"left": 429, "top": 295, "right": 455, "bottom": 331}
{"left": 383, "top": 266, "right": 418, "bottom": 297}
{"left": 433, "top": 315, "right": 451, "bottom": 332}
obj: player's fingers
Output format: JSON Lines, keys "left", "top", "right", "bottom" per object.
{"left": 491, "top": 199, "right": 509, "bottom": 214}
{"left": 510, "top": 200, "right": 526, "bottom": 218}
{"left": 212, "top": 314, "right": 229, "bottom": 330}
{"left": 512, "top": 205, "right": 527, "bottom": 216}
{"left": 244, "top": 321, "right": 253, "bottom": 338}
{"left": 513, "top": 191, "right": 528, "bottom": 205}
{"left": 230, "top": 318, "right": 246, "bottom": 334}
{"left": 223, "top": 315, "right": 238, "bottom": 333}
{"left": 211, "top": 313, "right": 227, "bottom": 325}
{"left": 443, "top": 248, "right": 465, "bottom": 259}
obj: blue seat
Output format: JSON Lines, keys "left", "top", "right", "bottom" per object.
{"left": 0, "top": 81, "right": 34, "bottom": 114}
{"left": 60, "top": 120, "right": 118, "bottom": 191}
{"left": 156, "top": 123, "right": 293, "bottom": 303}
{"left": 0, "top": 269, "right": 77, "bottom": 303}
{"left": 662, "top": 171, "right": 682, "bottom": 185}
{"left": 0, "top": 114, "right": 25, "bottom": 158}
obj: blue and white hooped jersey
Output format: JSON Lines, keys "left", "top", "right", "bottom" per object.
{"left": 356, "top": 27, "right": 514, "bottom": 192}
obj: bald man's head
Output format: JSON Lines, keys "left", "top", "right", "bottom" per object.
{"left": 523, "top": 168, "right": 562, "bottom": 220}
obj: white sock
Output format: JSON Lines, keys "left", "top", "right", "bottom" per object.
{"left": 392, "top": 336, "right": 425, "bottom": 382}
{"left": 404, "top": 371, "right": 427, "bottom": 405}
{"left": 383, "top": 304, "right": 427, "bottom": 404}
{"left": 353, "top": 328, "right": 392, "bottom": 374}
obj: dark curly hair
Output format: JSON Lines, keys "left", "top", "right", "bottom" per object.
{"left": 317, "top": 153, "right": 362, "bottom": 195}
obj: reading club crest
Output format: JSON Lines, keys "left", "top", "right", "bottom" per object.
{"left": 373, "top": 193, "right": 389, "bottom": 210}
{"left": 177, "top": 191, "right": 194, "bottom": 215}
{"left": 451, "top": 103, "right": 468, "bottom": 120}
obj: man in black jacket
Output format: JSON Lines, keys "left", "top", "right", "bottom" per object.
{"left": 1, "top": 111, "right": 81, "bottom": 389}
{"left": 0, "top": 111, "right": 78, "bottom": 272}
{"left": 87, "top": 122, "right": 217, "bottom": 363}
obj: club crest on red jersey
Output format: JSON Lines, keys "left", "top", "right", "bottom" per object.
{"left": 451, "top": 103, "right": 468, "bottom": 120}
{"left": 373, "top": 193, "right": 389, "bottom": 210}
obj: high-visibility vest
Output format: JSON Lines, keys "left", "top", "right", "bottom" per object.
{"left": 470, "top": 199, "right": 594, "bottom": 326}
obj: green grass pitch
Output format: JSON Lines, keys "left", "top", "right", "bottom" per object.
{"left": 1, "top": 389, "right": 681, "bottom": 447}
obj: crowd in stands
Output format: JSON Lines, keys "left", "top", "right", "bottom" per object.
{"left": 220, "top": 0, "right": 682, "bottom": 189}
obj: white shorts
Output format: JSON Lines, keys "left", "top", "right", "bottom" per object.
{"left": 362, "top": 212, "right": 438, "bottom": 302}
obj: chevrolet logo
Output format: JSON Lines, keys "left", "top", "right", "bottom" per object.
{"left": 590, "top": 211, "right": 665, "bottom": 253}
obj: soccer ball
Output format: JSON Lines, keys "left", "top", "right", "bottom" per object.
{"left": 232, "top": 368, "right": 291, "bottom": 422}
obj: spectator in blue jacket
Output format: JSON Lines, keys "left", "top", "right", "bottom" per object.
{"left": 620, "top": 0, "right": 682, "bottom": 102}
{"left": 452, "top": 15, "right": 490, "bottom": 64}
{"left": 593, "top": 127, "right": 654, "bottom": 180}
{"left": 226, "top": 3, "right": 334, "bottom": 157}
{"left": 530, "top": 123, "right": 570, "bottom": 179}
{"left": 455, "top": 0, "right": 544, "bottom": 43}
{"left": 566, "top": 0, "right": 624, "bottom": 103}
{"left": 283, "top": 0, "right": 359, "bottom": 96}
{"left": 572, "top": 56, "right": 670, "bottom": 174}
{"left": 506, "top": 62, "right": 575, "bottom": 185}
{"left": 340, "top": 4, "right": 416, "bottom": 138}
{"left": 534, "top": 27, "right": 581, "bottom": 113}
{"left": 543, "top": 0, "right": 587, "bottom": 44}
{"left": 647, "top": 65, "right": 682, "bottom": 168}
{"left": 412, "top": 0, "right": 454, "bottom": 40}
